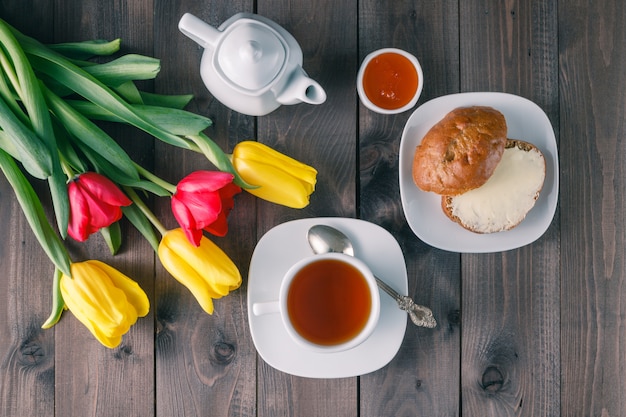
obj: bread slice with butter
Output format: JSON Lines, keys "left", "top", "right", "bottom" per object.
{"left": 441, "top": 139, "right": 546, "bottom": 233}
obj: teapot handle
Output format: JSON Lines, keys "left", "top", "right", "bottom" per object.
{"left": 178, "top": 13, "right": 220, "bottom": 49}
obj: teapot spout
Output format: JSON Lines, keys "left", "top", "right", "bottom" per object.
{"left": 178, "top": 13, "right": 220, "bottom": 49}
{"left": 276, "top": 68, "right": 327, "bottom": 106}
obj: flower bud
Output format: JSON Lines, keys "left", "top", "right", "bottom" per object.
{"left": 171, "top": 171, "right": 241, "bottom": 246}
{"left": 60, "top": 260, "right": 149, "bottom": 348}
{"left": 158, "top": 228, "right": 241, "bottom": 314}
{"left": 68, "top": 172, "right": 131, "bottom": 241}
{"left": 232, "top": 141, "right": 317, "bottom": 208}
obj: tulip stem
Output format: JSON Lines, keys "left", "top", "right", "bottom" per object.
{"left": 60, "top": 157, "right": 76, "bottom": 180}
{"left": 124, "top": 186, "right": 167, "bottom": 237}
{"left": 133, "top": 162, "right": 176, "bottom": 194}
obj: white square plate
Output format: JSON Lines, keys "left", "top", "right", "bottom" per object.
{"left": 399, "top": 92, "right": 559, "bottom": 252}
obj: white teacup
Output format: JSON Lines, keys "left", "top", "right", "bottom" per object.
{"left": 252, "top": 253, "right": 380, "bottom": 353}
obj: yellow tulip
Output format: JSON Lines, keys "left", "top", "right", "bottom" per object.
{"left": 158, "top": 228, "right": 242, "bottom": 314}
{"left": 60, "top": 260, "right": 149, "bottom": 348}
{"left": 232, "top": 141, "right": 317, "bottom": 208}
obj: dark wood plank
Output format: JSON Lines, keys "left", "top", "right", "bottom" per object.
{"left": 254, "top": 1, "right": 360, "bottom": 416}
{"left": 559, "top": 1, "right": 626, "bottom": 416}
{"left": 6, "top": 1, "right": 626, "bottom": 416}
{"left": 47, "top": 1, "right": 156, "bottom": 416}
{"left": 459, "top": 1, "right": 560, "bottom": 416}
{"left": 0, "top": 194, "right": 56, "bottom": 416}
{"left": 0, "top": 3, "right": 58, "bottom": 417}
{"left": 357, "top": 1, "right": 462, "bottom": 416}
{"left": 152, "top": 1, "right": 258, "bottom": 416}
{"left": 0, "top": 171, "right": 56, "bottom": 413}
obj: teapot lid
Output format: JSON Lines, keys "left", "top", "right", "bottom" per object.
{"left": 216, "top": 19, "right": 287, "bottom": 91}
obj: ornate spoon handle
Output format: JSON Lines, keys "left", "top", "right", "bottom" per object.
{"left": 374, "top": 276, "right": 437, "bottom": 328}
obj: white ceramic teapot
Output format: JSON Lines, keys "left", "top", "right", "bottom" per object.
{"left": 178, "top": 12, "right": 327, "bottom": 116}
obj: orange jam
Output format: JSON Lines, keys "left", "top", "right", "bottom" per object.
{"left": 362, "top": 52, "right": 418, "bottom": 110}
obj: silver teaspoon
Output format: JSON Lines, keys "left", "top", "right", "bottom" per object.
{"left": 307, "top": 224, "right": 437, "bottom": 328}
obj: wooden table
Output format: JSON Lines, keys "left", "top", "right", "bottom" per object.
{"left": 1, "top": 1, "right": 624, "bottom": 416}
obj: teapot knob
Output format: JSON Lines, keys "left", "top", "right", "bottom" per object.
{"left": 240, "top": 41, "right": 263, "bottom": 63}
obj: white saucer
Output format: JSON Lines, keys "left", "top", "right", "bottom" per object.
{"left": 247, "top": 218, "right": 408, "bottom": 378}
{"left": 399, "top": 92, "right": 559, "bottom": 252}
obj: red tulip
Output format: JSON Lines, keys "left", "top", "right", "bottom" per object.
{"left": 68, "top": 172, "right": 132, "bottom": 241}
{"left": 171, "top": 171, "right": 241, "bottom": 246}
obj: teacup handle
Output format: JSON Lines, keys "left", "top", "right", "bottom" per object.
{"left": 252, "top": 301, "right": 280, "bottom": 316}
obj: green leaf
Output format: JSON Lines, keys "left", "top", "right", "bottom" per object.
{"left": 16, "top": 32, "right": 196, "bottom": 151}
{"left": 135, "top": 105, "right": 212, "bottom": 135}
{"left": 187, "top": 133, "right": 254, "bottom": 188}
{"left": 31, "top": 72, "right": 73, "bottom": 97}
{"left": 124, "top": 179, "right": 171, "bottom": 197}
{"left": 0, "top": 95, "right": 52, "bottom": 178}
{"left": 122, "top": 204, "right": 159, "bottom": 252}
{"left": 13, "top": 26, "right": 236, "bottom": 184}
{"left": 0, "top": 58, "right": 26, "bottom": 121}
{"left": 42, "top": 268, "right": 65, "bottom": 329}
{"left": 0, "top": 130, "right": 19, "bottom": 159}
{"left": 140, "top": 91, "right": 193, "bottom": 109}
{"left": 113, "top": 80, "right": 143, "bottom": 104}
{"left": 51, "top": 117, "right": 88, "bottom": 172}
{"left": 47, "top": 39, "right": 121, "bottom": 60}
{"left": 67, "top": 100, "right": 213, "bottom": 135}
{"left": 0, "top": 20, "right": 53, "bottom": 142}
{"left": 73, "top": 141, "right": 170, "bottom": 196}
{"left": 82, "top": 54, "right": 160, "bottom": 87}
{"left": 101, "top": 222, "right": 122, "bottom": 255}
{"left": 0, "top": 149, "right": 71, "bottom": 276}
{"left": 47, "top": 166, "right": 70, "bottom": 239}
{"left": 0, "top": 19, "right": 69, "bottom": 235}
{"left": 42, "top": 85, "right": 139, "bottom": 181}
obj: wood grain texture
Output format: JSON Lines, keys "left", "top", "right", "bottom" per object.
{"left": 460, "top": 1, "right": 560, "bottom": 416}
{"left": 559, "top": 1, "right": 626, "bottom": 416}
{"left": 47, "top": 1, "right": 156, "bottom": 416}
{"left": 254, "top": 1, "right": 360, "bottom": 416}
{"left": 153, "top": 1, "right": 257, "bottom": 416}
{"left": 358, "top": 1, "right": 461, "bottom": 416}
{"left": 0, "top": 3, "right": 57, "bottom": 417}
{"left": 0, "top": 194, "right": 56, "bottom": 417}
{"left": 3, "top": 0, "right": 626, "bottom": 416}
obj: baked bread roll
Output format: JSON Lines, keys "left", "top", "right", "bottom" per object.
{"left": 412, "top": 106, "right": 507, "bottom": 195}
{"left": 441, "top": 139, "right": 546, "bottom": 233}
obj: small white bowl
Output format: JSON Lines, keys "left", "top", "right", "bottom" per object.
{"left": 357, "top": 48, "right": 423, "bottom": 114}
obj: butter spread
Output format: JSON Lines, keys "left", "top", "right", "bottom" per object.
{"left": 449, "top": 145, "right": 545, "bottom": 233}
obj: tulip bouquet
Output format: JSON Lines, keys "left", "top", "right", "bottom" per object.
{"left": 0, "top": 19, "right": 317, "bottom": 348}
